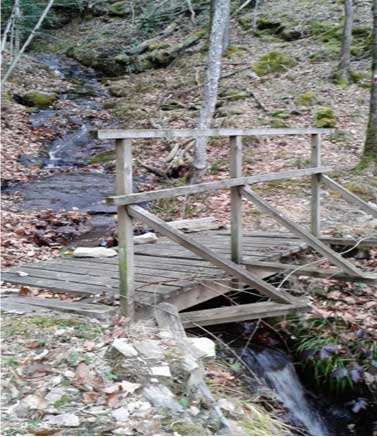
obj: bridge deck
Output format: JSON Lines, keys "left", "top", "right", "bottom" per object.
{"left": 2, "top": 230, "right": 308, "bottom": 323}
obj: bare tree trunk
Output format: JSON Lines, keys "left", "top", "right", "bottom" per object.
{"left": 2, "top": 0, "right": 55, "bottom": 85}
{"left": 336, "top": 0, "right": 353, "bottom": 84}
{"left": 363, "top": 0, "right": 377, "bottom": 166}
{"left": 191, "top": 0, "right": 230, "bottom": 183}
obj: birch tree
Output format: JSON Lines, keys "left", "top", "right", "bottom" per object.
{"left": 191, "top": 0, "right": 230, "bottom": 183}
{"left": 362, "top": 0, "right": 377, "bottom": 166}
{"left": 336, "top": 0, "right": 353, "bottom": 85}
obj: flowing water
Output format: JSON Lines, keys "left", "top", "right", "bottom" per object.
{"left": 242, "top": 347, "right": 329, "bottom": 436}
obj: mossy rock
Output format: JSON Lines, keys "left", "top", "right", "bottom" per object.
{"left": 109, "top": 0, "right": 129, "bottom": 16}
{"left": 270, "top": 119, "right": 289, "bottom": 128}
{"left": 216, "top": 104, "right": 245, "bottom": 117}
{"left": 19, "top": 91, "right": 58, "bottom": 108}
{"left": 147, "top": 42, "right": 170, "bottom": 51}
{"left": 295, "top": 91, "right": 317, "bottom": 106}
{"left": 168, "top": 420, "right": 209, "bottom": 436}
{"left": 224, "top": 46, "right": 247, "bottom": 58}
{"left": 89, "top": 150, "right": 115, "bottom": 164}
{"left": 314, "top": 106, "right": 336, "bottom": 128}
{"left": 253, "top": 51, "right": 296, "bottom": 76}
{"left": 238, "top": 14, "right": 253, "bottom": 31}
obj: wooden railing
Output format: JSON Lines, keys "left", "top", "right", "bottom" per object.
{"left": 97, "top": 128, "right": 377, "bottom": 319}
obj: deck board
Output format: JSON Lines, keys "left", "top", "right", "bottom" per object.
{"left": 2, "top": 231, "right": 307, "bottom": 318}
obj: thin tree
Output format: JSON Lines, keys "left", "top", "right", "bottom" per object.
{"left": 336, "top": 0, "right": 353, "bottom": 84}
{"left": 191, "top": 0, "right": 230, "bottom": 183}
{"left": 363, "top": 0, "right": 377, "bottom": 166}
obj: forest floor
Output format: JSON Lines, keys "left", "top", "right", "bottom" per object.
{"left": 1, "top": 0, "right": 377, "bottom": 434}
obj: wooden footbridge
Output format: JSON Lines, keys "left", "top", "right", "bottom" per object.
{"left": 3, "top": 128, "right": 377, "bottom": 326}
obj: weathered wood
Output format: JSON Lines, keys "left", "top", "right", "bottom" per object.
{"left": 1, "top": 295, "right": 115, "bottom": 321}
{"left": 116, "top": 139, "right": 135, "bottom": 319}
{"left": 230, "top": 136, "right": 243, "bottom": 263}
{"left": 180, "top": 301, "right": 309, "bottom": 327}
{"left": 97, "top": 128, "right": 335, "bottom": 140}
{"left": 128, "top": 205, "right": 295, "bottom": 304}
{"left": 241, "top": 186, "right": 367, "bottom": 278}
{"left": 107, "top": 167, "right": 332, "bottom": 206}
{"left": 168, "top": 216, "right": 221, "bottom": 232}
{"left": 245, "top": 260, "right": 377, "bottom": 283}
{"left": 311, "top": 133, "right": 321, "bottom": 236}
{"left": 321, "top": 175, "right": 377, "bottom": 218}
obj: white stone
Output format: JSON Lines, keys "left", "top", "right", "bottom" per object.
{"left": 188, "top": 337, "right": 216, "bottom": 358}
{"left": 190, "top": 406, "right": 200, "bottom": 417}
{"left": 150, "top": 366, "right": 171, "bottom": 377}
{"left": 218, "top": 398, "right": 236, "bottom": 413}
{"left": 73, "top": 247, "right": 117, "bottom": 258}
{"left": 112, "top": 407, "right": 129, "bottom": 422}
{"left": 127, "top": 401, "right": 152, "bottom": 416}
{"left": 45, "top": 413, "right": 80, "bottom": 427}
{"left": 134, "top": 340, "right": 164, "bottom": 360}
{"left": 134, "top": 232, "right": 158, "bottom": 245}
{"left": 112, "top": 339, "right": 138, "bottom": 357}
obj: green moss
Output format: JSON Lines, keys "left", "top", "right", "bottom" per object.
{"left": 147, "top": 42, "right": 169, "bottom": 51}
{"left": 268, "top": 109, "right": 290, "bottom": 118}
{"left": 224, "top": 46, "right": 247, "bottom": 58}
{"left": 89, "top": 150, "right": 115, "bottom": 164}
{"left": 238, "top": 14, "right": 252, "bottom": 31}
{"left": 169, "top": 421, "right": 209, "bottom": 436}
{"left": 270, "top": 119, "right": 289, "bottom": 128}
{"left": 295, "top": 91, "right": 317, "bottom": 106}
{"left": 109, "top": 0, "right": 128, "bottom": 16}
{"left": 21, "top": 91, "right": 57, "bottom": 108}
{"left": 253, "top": 51, "right": 296, "bottom": 76}
{"left": 314, "top": 106, "right": 336, "bottom": 128}
{"left": 220, "top": 89, "right": 249, "bottom": 101}
{"left": 53, "top": 395, "right": 71, "bottom": 409}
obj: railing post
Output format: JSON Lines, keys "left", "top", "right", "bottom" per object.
{"left": 230, "top": 135, "right": 243, "bottom": 263}
{"left": 311, "top": 133, "right": 321, "bottom": 237}
{"left": 116, "top": 139, "right": 135, "bottom": 320}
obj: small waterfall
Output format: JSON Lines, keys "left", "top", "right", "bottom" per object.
{"left": 242, "top": 348, "right": 329, "bottom": 436}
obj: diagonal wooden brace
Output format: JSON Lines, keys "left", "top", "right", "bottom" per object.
{"left": 128, "top": 205, "right": 295, "bottom": 304}
{"left": 241, "top": 186, "right": 369, "bottom": 278}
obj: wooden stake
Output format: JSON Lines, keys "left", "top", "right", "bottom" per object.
{"left": 311, "top": 133, "right": 321, "bottom": 237}
{"left": 116, "top": 139, "right": 135, "bottom": 320}
{"left": 230, "top": 135, "right": 243, "bottom": 263}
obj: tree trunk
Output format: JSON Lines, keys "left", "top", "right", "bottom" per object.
{"left": 336, "top": 0, "right": 353, "bottom": 84}
{"left": 191, "top": 0, "right": 230, "bottom": 183}
{"left": 363, "top": 0, "right": 377, "bottom": 165}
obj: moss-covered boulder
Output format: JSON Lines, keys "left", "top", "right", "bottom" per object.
{"left": 314, "top": 106, "right": 336, "bottom": 128}
{"left": 19, "top": 91, "right": 58, "bottom": 108}
{"left": 253, "top": 51, "right": 296, "bottom": 76}
{"left": 295, "top": 91, "right": 317, "bottom": 106}
{"left": 109, "top": 1, "right": 129, "bottom": 16}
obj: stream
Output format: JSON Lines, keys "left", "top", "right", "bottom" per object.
{"left": 5, "top": 53, "right": 372, "bottom": 436}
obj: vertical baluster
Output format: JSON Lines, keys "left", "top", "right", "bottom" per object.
{"left": 230, "top": 135, "right": 243, "bottom": 263}
{"left": 311, "top": 133, "right": 321, "bottom": 237}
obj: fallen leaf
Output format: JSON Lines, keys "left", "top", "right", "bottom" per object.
{"left": 82, "top": 391, "right": 100, "bottom": 404}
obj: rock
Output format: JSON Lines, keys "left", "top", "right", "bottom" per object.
{"left": 19, "top": 91, "right": 57, "bottom": 108}
{"left": 112, "top": 407, "right": 129, "bottom": 422}
{"left": 45, "top": 413, "right": 80, "bottom": 427}
{"left": 23, "top": 394, "right": 48, "bottom": 410}
{"left": 112, "top": 339, "right": 138, "bottom": 357}
{"left": 253, "top": 51, "right": 296, "bottom": 76}
{"left": 143, "top": 384, "right": 183, "bottom": 413}
{"left": 73, "top": 247, "right": 117, "bottom": 258}
{"left": 103, "top": 380, "right": 140, "bottom": 395}
{"left": 134, "top": 232, "right": 158, "bottom": 245}
{"left": 150, "top": 366, "right": 171, "bottom": 377}
{"left": 127, "top": 400, "right": 152, "bottom": 416}
{"left": 134, "top": 339, "right": 164, "bottom": 359}
{"left": 9, "top": 402, "right": 30, "bottom": 418}
{"left": 218, "top": 398, "right": 236, "bottom": 413}
{"left": 188, "top": 337, "right": 216, "bottom": 358}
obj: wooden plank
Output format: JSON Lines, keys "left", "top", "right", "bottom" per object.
{"left": 245, "top": 261, "right": 377, "bottom": 283}
{"left": 97, "top": 128, "right": 335, "bottom": 140}
{"left": 1, "top": 295, "right": 115, "bottom": 321}
{"left": 180, "top": 301, "right": 309, "bottom": 328}
{"left": 168, "top": 217, "right": 221, "bottom": 232}
{"left": 322, "top": 175, "right": 377, "bottom": 218}
{"left": 107, "top": 167, "right": 332, "bottom": 206}
{"left": 241, "top": 186, "right": 367, "bottom": 278}
{"left": 311, "top": 133, "right": 321, "bottom": 236}
{"left": 230, "top": 135, "right": 243, "bottom": 263}
{"left": 128, "top": 205, "right": 295, "bottom": 304}
{"left": 116, "top": 138, "right": 135, "bottom": 318}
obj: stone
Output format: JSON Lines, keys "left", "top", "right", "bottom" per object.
{"left": 134, "top": 232, "right": 158, "bottom": 245}
{"left": 143, "top": 384, "right": 183, "bottom": 413}
{"left": 134, "top": 339, "right": 164, "bottom": 360}
{"left": 127, "top": 400, "right": 152, "bottom": 416}
{"left": 73, "top": 247, "right": 117, "bottom": 258}
{"left": 188, "top": 337, "right": 216, "bottom": 358}
{"left": 112, "top": 339, "right": 138, "bottom": 357}
{"left": 45, "top": 413, "right": 80, "bottom": 427}
{"left": 22, "top": 394, "right": 47, "bottom": 410}
{"left": 19, "top": 91, "right": 57, "bottom": 108}
{"left": 150, "top": 366, "right": 171, "bottom": 377}
{"left": 218, "top": 398, "right": 236, "bottom": 413}
{"left": 112, "top": 407, "right": 129, "bottom": 422}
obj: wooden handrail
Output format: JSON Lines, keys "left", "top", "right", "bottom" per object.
{"left": 107, "top": 166, "right": 332, "bottom": 206}
{"left": 97, "top": 127, "right": 335, "bottom": 140}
